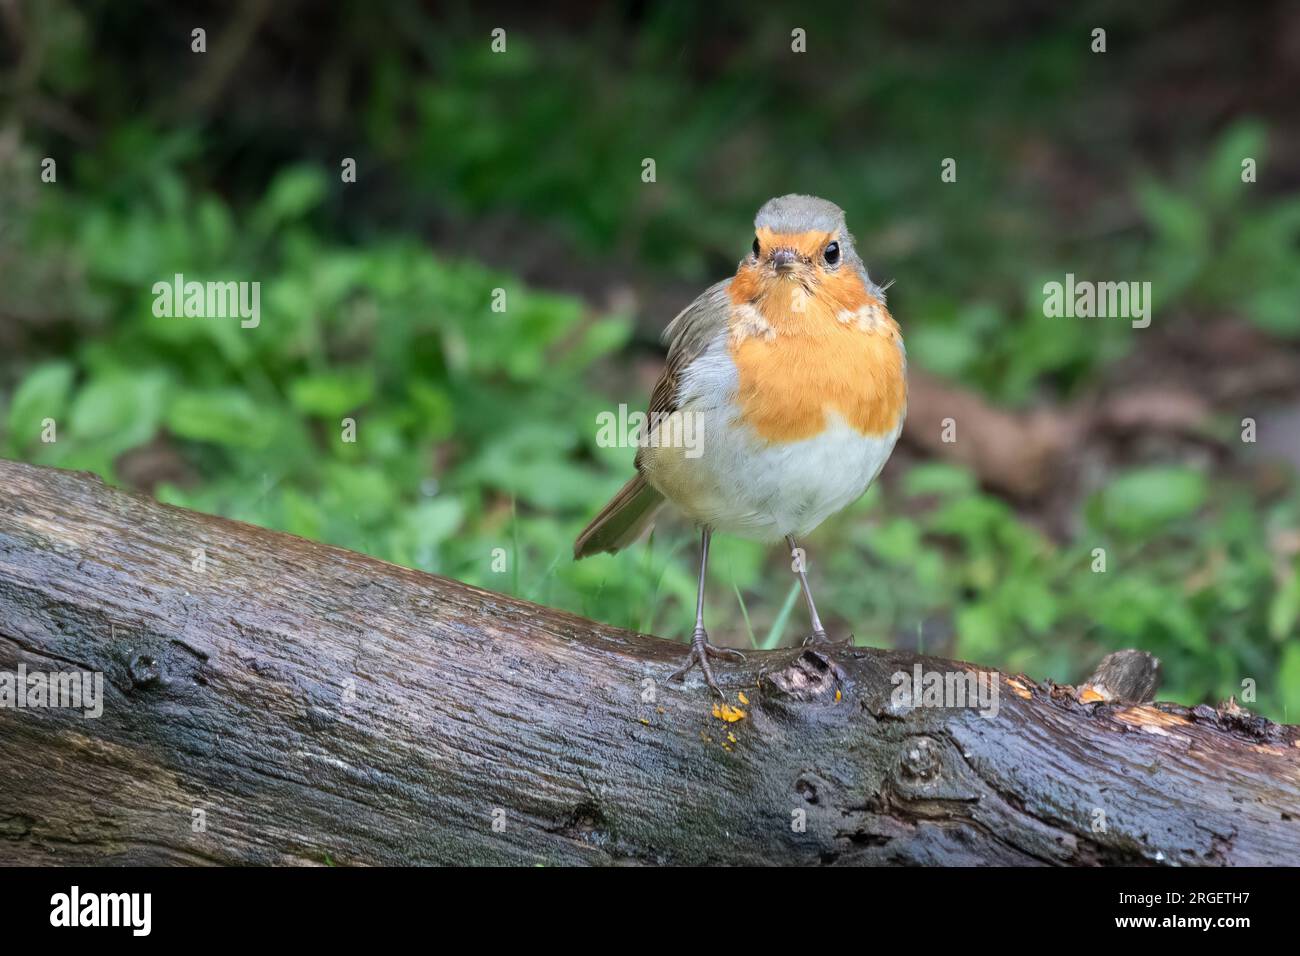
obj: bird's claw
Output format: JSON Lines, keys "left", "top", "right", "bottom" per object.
{"left": 669, "top": 627, "right": 745, "bottom": 697}
{"left": 802, "top": 628, "right": 853, "bottom": 649}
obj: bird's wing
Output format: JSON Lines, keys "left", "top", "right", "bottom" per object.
{"left": 644, "top": 279, "right": 733, "bottom": 422}
{"left": 575, "top": 281, "right": 731, "bottom": 557}
{"left": 635, "top": 280, "right": 732, "bottom": 473}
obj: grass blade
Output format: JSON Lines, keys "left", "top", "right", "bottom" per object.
{"left": 760, "top": 582, "right": 801, "bottom": 651}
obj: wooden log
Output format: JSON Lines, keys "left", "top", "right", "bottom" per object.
{"left": 0, "top": 459, "right": 1297, "bottom": 865}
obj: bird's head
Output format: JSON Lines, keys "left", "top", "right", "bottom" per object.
{"left": 737, "top": 194, "right": 872, "bottom": 298}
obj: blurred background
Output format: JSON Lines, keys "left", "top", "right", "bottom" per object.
{"left": 2, "top": 0, "right": 1299, "bottom": 719}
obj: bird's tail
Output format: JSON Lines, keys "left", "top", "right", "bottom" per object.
{"left": 573, "top": 474, "right": 664, "bottom": 559}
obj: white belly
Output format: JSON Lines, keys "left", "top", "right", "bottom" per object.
{"left": 639, "top": 332, "right": 903, "bottom": 540}
{"left": 642, "top": 405, "right": 901, "bottom": 541}
{"left": 670, "top": 416, "right": 894, "bottom": 541}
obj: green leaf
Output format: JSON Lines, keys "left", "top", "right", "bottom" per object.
{"left": 281, "top": 487, "right": 326, "bottom": 540}
{"left": 253, "top": 166, "right": 327, "bottom": 232}
{"left": 165, "top": 389, "right": 277, "bottom": 449}
{"left": 1268, "top": 562, "right": 1300, "bottom": 642}
{"left": 908, "top": 323, "right": 978, "bottom": 378}
{"left": 407, "top": 498, "right": 464, "bottom": 544}
{"left": 1006, "top": 578, "right": 1058, "bottom": 633}
{"left": 1097, "top": 467, "right": 1207, "bottom": 537}
{"left": 1137, "top": 180, "right": 1210, "bottom": 252}
{"left": 1245, "top": 282, "right": 1300, "bottom": 338}
{"left": 196, "top": 195, "right": 235, "bottom": 257}
{"left": 463, "top": 423, "right": 602, "bottom": 510}
{"left": 560, "top": 315, "right": 633, "bottom": 369}
{"left": 406, "top": 381, "right": 455, "bottom": 440}
{"left": 69, "top": 371, "right": 167, "bottom": 449}
{"left": 902, "top": 462, "right": 977, "bottom": 498}
{"left": 867, "top": 518, "right": 923, "bottom": 565}
{"left": 387, "top": 498, "right": 465, "bottom": 568}
{"left": 1204, "top": 121, "right": 1266, "bottom": 208}
{"left": 7, "top": 362, "right": 74, "bottom": 450}
{"left": 955, "top": 602, "right": 1001, "bottom": 661}
{"left": 289, "top": 370, "right": 375, "bottom": 417}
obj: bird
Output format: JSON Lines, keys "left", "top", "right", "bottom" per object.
{"left": 574, "top": 195, "right": 906, "bottom": 695}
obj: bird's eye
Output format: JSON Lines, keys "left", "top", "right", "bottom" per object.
{"left": 752, "top": 237, "right": 761, "bottom": 258}
{"left": 824, "top": 241, "right": 840, "bottom": 266}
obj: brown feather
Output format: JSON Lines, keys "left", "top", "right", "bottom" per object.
{"left": 573, "top": 474, "right": 664, "bottom": 558}
{"left": 574, "top": 282, "right": 731, "bottom": 558}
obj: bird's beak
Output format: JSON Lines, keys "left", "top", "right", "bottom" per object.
{"left": 770, "top": 248, "right": 798, "bottom": 273}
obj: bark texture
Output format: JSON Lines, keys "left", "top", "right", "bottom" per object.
{"left": 1, "top": 459, "right": 1298, "bottom": 866}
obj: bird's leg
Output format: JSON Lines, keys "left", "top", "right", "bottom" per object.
{"left": 669, "top": 527, "right": 745, "bottom": 696}
{"left": 786, "top": 534, "right": 844, "bottom": 647}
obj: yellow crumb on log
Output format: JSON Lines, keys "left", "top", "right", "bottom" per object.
{"left": 737, "top": 691, "right": 750, "bottom": 705}
{"left": 835, "top": 689, "right": 842, "bottom": 702}
{"left": 727, "top": 732, "right": 737, "bottom": 743}
{"left": 711, "top": 702, "right": 746, "bottom": 723}
{"left": 1004, "top": 678, "right": 1032, "bottom": 699}
{"left": 638, "top": 718, "right": 649, "bottom": 725}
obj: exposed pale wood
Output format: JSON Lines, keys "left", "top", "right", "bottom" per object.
{"left": 1, "top": 459, "right": 1297, "bottom": 865}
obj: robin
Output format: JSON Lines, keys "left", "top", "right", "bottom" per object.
{"left": 574, "top": 195, "right": 906, "bottom": 695}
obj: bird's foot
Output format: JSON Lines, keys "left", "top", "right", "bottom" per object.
{"left": 669, "top": 626, "right": 745, "bottom": 697}
{"left": 802, "top": 628, "right": 853, "bottom": 649}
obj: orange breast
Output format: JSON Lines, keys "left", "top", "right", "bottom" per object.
{"left": 727, "top": 275, "right": 906, "bottom": 443}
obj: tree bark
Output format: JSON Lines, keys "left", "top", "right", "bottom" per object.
{"left": 1, "top": 459, "right": 1297, "bottom": 866}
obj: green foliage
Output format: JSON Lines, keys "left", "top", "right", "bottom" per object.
{"left": 8, "top": 362, "right": 74, "bottom": 452}
{"left": 1094, "top": 467, "right": 1208, "bottom": 538}
{"left": 1137, "top": 121, "right": 1300, "bottom": 338}
{"left": 5, "top": 141, "right": 640, "bottom": 613}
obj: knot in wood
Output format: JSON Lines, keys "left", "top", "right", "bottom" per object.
{"left": 899, "top": 735, "right": 941, "bottom": 782}
{"left": 128, "top": 653, "right": 163, "bottom": 688}
{"left": 763, "top": 649, "right": 840, "bottom": 702}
